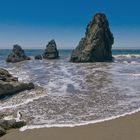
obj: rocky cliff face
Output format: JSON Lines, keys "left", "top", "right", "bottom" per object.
{"left": 70, "top": 13, "right": 114, "bottom": 62}
{"left": 43, "top": 40, "right": 59, "bottom": 59}
{"left": 6, "top": 45, "right": 30, "bottom": 63}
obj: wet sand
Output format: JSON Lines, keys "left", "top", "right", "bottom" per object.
{"left": 1, "top": 111, "right": 140, "bottom": 140}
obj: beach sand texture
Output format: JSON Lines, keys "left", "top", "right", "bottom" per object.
{"left": 1, "top": 111, "right": 140, "bottom": 140}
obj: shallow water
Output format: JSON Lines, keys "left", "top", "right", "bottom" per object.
{"left": 0, "top": 49, "right": 140, "bottom": 130}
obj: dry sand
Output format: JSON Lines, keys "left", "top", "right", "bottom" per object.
{"left": 1, "top": 111, "right": 140, "bottom": 140}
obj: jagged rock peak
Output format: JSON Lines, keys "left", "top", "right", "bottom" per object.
{"left": 43, "top": 40, "right": 59, "bottom": 59}
{"left": 6, "top": 44, "right": 30, "bottom": 63}
{"left": 70, "top": 13, "right": 114, "bottom": 62}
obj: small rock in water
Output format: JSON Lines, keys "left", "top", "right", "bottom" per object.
{"left": 66, "top": 84, "right": 75, "bottom": 93}
{"left": 43, "top": 40, "right": 59, "bottom": 59}
{"left": 12, "top": 121, "right": 26, "bottom": 129}
{"left": 6, "top": 44, "right": 31, "bottom": 63}
{"left": 70, "top": 13, "right": 114, "bottom": 62}
{"left": 16, "top": 111, "right": 22, "bottom": 121}
{"left": 0, "top": 119, "right": 26, "bottom": 130}
{"left": 35, "top": 55, "right": 42, "bottom": 60}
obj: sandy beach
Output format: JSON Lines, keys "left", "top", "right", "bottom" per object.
{"left": 1, "top": 111, "right": 140, "bottom": 140}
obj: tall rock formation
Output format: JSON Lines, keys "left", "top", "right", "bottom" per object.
{"left": 43, "top": 40, "right": 59, "bottom": 59}
{"left": 70, "top": 13, "right": 114, "bottom": 62}
{"left": 6, "top": 44, "right": 30, "bottom": 63}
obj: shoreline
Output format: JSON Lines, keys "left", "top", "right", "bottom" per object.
{"left": 1, "top": 111, "right": 140, "bottom": 140}
{"left": 20, "top": 107, "right": 140, "bottom": 131}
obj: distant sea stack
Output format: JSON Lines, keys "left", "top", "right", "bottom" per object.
{"left": 43, "top": 40, "right": 59, "bottom": 59}
{"left": 6, "top": 44, "right": 30, "bottom": 63}
{"left": 70, "top": 13, "right": 114, "bottom": 62}
{"left": 35, "top": 55, "right": 42, "bottom": 60}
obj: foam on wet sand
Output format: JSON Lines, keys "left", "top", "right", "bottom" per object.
{"left": 1, "top": 111, "right": 140, "bottom": 140}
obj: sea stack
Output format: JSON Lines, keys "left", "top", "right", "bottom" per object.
{"left": 6, "top": 44, "right": 30, "bottom": 63}
{"left": 43, "top": 40, "right": 59, "bottom": 59}
{"left": 70, "top": 13, "right": 114, "bottom": 62}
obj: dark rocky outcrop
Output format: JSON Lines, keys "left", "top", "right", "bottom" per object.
{"left": 0, "top": 68, "right": 35, "bottom": 98}
{"left": 6, "top": 44, "right": 31, "bottom": 63}
{"left": 70, "top": 13, "right": 114, "bottom": 62}
{"left": 35, "top": 55, "right": 42, "bottom": 60}
{"left": 0, "top": 68, "right": 18, "bottom": 82}
{"left": 43, "top": 40, "right": 59, "bottom": 59}
{"left": 0, "top": 119, "right": 26, "bottom": 137}
{"left": 0, "top": 119, "right": 26, "bottom": 130}
{"left": 0, "top": 126, "right": 6, "bottom": 137}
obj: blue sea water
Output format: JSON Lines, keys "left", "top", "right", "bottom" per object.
{"left": 0, "top": 49, "right": 73, "bottom": 59}
{"left": 0, "top": 49, "right": 140, "bottom": 59}
{"left": 0, "top": 48, "right": 140, "bottom": 130}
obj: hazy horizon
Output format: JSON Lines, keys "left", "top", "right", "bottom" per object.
{"left": 0, "top": 0, "right": 139, "bottom": 49}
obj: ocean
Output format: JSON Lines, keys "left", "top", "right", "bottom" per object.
{"left": 0, "top": 49, "right": 140, "bottom": 130}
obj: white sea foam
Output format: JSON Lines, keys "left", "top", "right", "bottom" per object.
{"left": 130, "top": 73, "right": 140, "bottom": 76}
{"left": 0, "top": 52, "right": 140, "bottom": 133}
{"left": 131, "top": 61, "right": 138, "bottom": 64}
{"left": 123, "top": 61, "right": 129, "bottom": 64}
{"left": 3, "top": 112, "right": 22, "bottom": 122}
{"left": 7, "top": 68, "right": 30, "bottom": 82}
{"left": 15, "top": 111, "right": 22, "bottom": 122}
{"left": 118, "top": 73, "right": 140, "bottom": 77}
{"left": 114, "top": 54, "right": 140, "bottom": 58}
{"left": 3, "top": 115, "right": 14, "bottom": 120}
{"left": 20, "top": 108, "right": 140, "bottom": 131}
{"left": 0, "top": 94, "right": 47, "bottom": 111}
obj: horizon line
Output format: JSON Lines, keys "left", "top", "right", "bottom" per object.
{"left": 0, "top": 47, "right": 140, "bottom": 50}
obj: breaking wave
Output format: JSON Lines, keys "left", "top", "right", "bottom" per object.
{"left": 0, "top": 50, "right": 140, "bottom": 131}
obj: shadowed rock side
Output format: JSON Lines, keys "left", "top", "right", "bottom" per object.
{"left": 0, "top": 68, "right": 34, "bottom": 98}
{"left": 6, "top": 44, "right": 31, "bottom": 63}
{"left": 0, "top": 126, "right": 6, "bottom": 137}
{"left": 0, "top": 119, "right": 26, "bottom": 130}
{"left": 0, "top": 68, "right": 32, "bottom": 137}
{"left": 43, "top": 40, "right": 59, "bottom": 59}
{"left": 0, "top": 119, "right": 26, "bottom": 137}
{"left": 70, "top": 13, "right": 114, "bottom": 62}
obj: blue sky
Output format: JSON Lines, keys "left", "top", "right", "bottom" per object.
{"left": 0, "top": 0, "right": 139, "bottom": 49}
